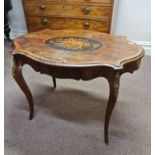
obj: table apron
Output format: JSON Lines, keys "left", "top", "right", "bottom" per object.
{"left": 13, "top": 54, "right": 141, "bottom": 81}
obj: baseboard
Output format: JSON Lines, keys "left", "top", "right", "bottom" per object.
{"left": 132, "top": 41, "right": 151, "bottom": 56}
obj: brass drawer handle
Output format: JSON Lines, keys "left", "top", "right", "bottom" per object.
{"left": 83, "top": 21, "right": 90, "bottom": 29}
{"left": 82, "top": 7, "right": 91, "bottom": 14}
{"left": 39, "top": 5, "right": 46, "bottom": 11}
{"left": 41, "top": 18, "right": 48, "bottom": 25}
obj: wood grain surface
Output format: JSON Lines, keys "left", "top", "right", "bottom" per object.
{"left": 12, "top": 29, "right": 144, "bottom": 69}
{"left": 23, "top": 2, "right": 112, "bottom": 18}
{"left": 22, "top": 0, "right": 113, "bottom": 33}
{"left": 12, "top": 29, "right": 144, "bottom": 144}
{"left": 25, "top": 16, "right": 110, "bottom": 33}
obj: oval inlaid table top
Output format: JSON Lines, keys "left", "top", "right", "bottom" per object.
{"left": 12, "top": 29, "right": 144, "bottom": 69}
{"left": 12, "top": 29, "right": 144, "bottom": 144}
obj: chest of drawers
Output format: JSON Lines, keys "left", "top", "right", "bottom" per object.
{"left": 22, "top": 0, "right": 114, "bottom": 33}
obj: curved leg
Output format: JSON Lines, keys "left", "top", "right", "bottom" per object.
{"left": 12, "top": 57, "right": 34, "bottom": 120}
{"left": 104, "top": 72, "right": 120, "bottom": 144}
{"left": 52, "top": 77, "right": 56, "bottom": 88}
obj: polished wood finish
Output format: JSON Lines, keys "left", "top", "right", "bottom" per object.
{"left": 23, "top": 2, "right": 112, "bottom": 18}
{"left": 12, "top": 57, "right": 34, "bottom": 120}
{"left": 25, "top": 16, "right": 110, "bottom": 33}
{"left": 52, "top": 77, "right": 56, "bottom": 88}
{"left": 12, "top": 29, "right": 143, "bottom": 68}
{"left": 64, "top": 0, "right": 112, "bottom": 3}
{"left": 22, "top": 0, "right": 113, "bottom": 33}
{"left": 12, "top": 29, "right": 144, "bottom": 144}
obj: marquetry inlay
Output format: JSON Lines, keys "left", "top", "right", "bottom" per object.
{"left": 12, "top": 29, "right": 144, "bottom": 144}
{"left": 46, "top": 37, "right": 102, "bottom": 51}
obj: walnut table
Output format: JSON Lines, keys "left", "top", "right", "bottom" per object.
{"left": 11, "top": 29, "right": 144, "bottom": 144}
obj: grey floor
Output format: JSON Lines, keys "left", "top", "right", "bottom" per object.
{"left": 5, "top": 40, "right": 151, "bottom": 155}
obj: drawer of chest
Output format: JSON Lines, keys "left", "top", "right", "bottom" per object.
{"left": 63, "top": 4, "right": 112, "bottom": 18}
{"left": 64, "top": 0, "right": 112, "bottom": 4}
{"left": 23, "top": 0, "right": 62, "bottom": 2}
{"left": 23, "top": 2, "right": 112, "bottom": 19}
{"left": 23, "top": 0, "right": 112, "bottom": 4}
{"left": 23, "top": 2, "right": 63, "bottom": 15}
{"left": 25, "top": 16, "right": 110, "bottom": 33}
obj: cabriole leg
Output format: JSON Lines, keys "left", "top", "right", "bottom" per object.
{"left": 52, "top": 77, "right": 56, "bottom": 88}
{"left": 12, "top": 56, "right": 34, "bottom": 120}
{"left": 104, "top": 72, "right": 120, "bottom": 144}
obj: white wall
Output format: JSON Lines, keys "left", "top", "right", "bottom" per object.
{"left": 8, "top": 0, "right": 151, "bottom": 55}
{"left": 8, "top": 0, "right": 27, "bottom": 37}
{"left": 111, "top": 0, "right": 151, "bottom": 54}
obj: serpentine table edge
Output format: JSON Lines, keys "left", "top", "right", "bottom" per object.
{"left": 11, "top": 29, "right": 144, "bottom": 144}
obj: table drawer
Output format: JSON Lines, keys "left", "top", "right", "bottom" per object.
{"left": 23, "top": 2, "right": 112, "bottom": 19}
{"left": 25, "top": 16, "right": 110, "bottom": 33}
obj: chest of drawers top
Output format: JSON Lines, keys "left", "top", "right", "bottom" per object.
{"left": 22, "top": 0, "right": 114, "bottom": 33}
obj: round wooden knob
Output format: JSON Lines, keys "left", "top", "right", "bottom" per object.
{"left": 83, "top": 21, "right": 90, "bottom": 29}
{"left": 41, "top": 19, "right": 48, "bottom": 25}
{"left": 82, "top": 7, "right": 91, "bottom": 14}
{"left": 39, "top": 5, "right": 46, "bottom": 10}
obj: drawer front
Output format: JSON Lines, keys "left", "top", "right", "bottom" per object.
{"left": 23, "top": 2, "right": 112, "bottom": 19}
{"left": 25, "top": 16, "right": 110, "bottom": 33}
{"left": 23, "top": 2, "right": 63, "bottom": 15}
{"left": 64, "top": 0, "right": 112, "bottom": 4}
{"left": 23, "top": 0, "right": 112, "bottom": 3}
{"left": 63, "top": 5, "right": 112, "bottom": 18}
{"left": 23, "top": 0, "right": 62, "bottom": 2}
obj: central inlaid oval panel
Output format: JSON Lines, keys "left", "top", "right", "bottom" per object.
{"left": 46, "top": 37, "right": 102, "bottom": 51}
